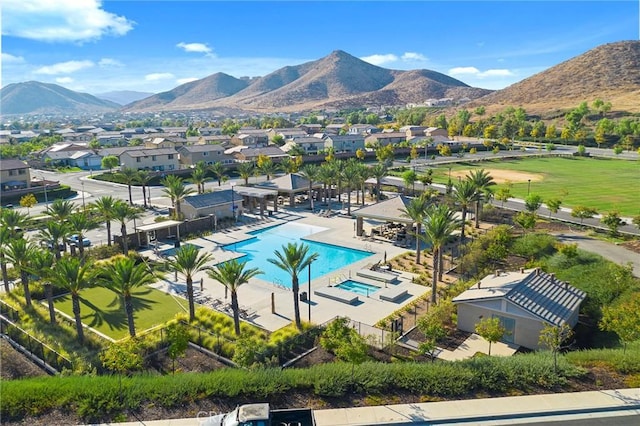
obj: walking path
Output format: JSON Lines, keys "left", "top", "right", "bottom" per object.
{"left": 399, "top": 332, "right": 519, "bottom": 361}
{"left": 94, "top": 388, "right": 640, "bottom": 425}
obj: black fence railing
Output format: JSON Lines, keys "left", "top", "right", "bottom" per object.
{"left": 0, "top": 315, "right": 73, "bottom": 373}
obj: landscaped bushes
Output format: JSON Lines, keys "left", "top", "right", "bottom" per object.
{"left": 0, "top": 352, "right": 586, "bottom": 423}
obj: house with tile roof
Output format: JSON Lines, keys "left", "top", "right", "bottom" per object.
{"left": 452, "top": 268, "right": 586, "bottom": 350}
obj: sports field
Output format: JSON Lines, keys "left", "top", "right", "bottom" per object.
{"left": 54, "top": 286, "right": 190, "bottom": 340}
{"left": 430, "top": 157, "right": 639, "bottom": 216}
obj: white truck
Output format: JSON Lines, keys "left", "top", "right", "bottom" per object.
{"left": 202, "top": 403, "right": 316, "bottom": 426}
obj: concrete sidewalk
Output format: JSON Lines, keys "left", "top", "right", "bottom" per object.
{"left": 95, "top": 388, "right": 640, "bottom": 425}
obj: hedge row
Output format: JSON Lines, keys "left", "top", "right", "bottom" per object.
{"left": 1, "top": 352, "right": 584, "bottom": 423}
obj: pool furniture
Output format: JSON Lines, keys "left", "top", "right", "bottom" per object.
{"left": 378, "top": 287, "right": 408, "bottom": 302}
{"left": 356, "top": 268, "right": 397, "bottom": 284}
{"left": 314, "top": 286, "right": 360, "bottom": 304}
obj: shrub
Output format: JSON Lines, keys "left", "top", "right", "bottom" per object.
{"left": 512, "top": 233, "right": 557, "bottom": 260}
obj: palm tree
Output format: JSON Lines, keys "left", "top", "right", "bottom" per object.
{"left": 453, "top": 179, "right": 477, "bottom": 243}
{"left": 369, "top": 163, "right": 387, "bottom": 202}
{"left": 161, "top": 175, "right": 195, "bottom": 219}
{"left": 27, "top": 249, "right": 56, "bottom": 323}
{"left": 1, "top": 208, "right": 30, "bottom": 235}
{"left": 209, "top": 161, "right": 226, "bottom": 186}
{"left": 167, "top": 244, "right": 214, "bottom": 321}
{"left": 356, "top": 162, "right": 370, "bottom": 206}
{"left": 268, "top": 242, "right": 319, "bottom": 331}
{"left": 257, "top": 157, "right": 278, "bottom": 181}
{"left": 299, "top": 164, "right": 319, "bottom": 211}
{"left": 0, "top": 227, "right": 11, "bottom": 293}
{"left": 236, "top": 162, "right": 254, "bottom": 186}
{"left": 90, "top": 196, "right": 117, "bottom": 246}
{"left": 120, "top": 167, "right": 138, "bottom": 205}
{"left": 0, "top": 209, "right": 30, "bottom": 291}
{"left": 4, "top": 239, "right": 40, "bottom": 307}
{"left": 135, "top": 170, "right": 153, "bottom": 208}
{"left": 467, "top": 169, "right": 495, "bottom": 228}
{"left": 48, "top": 257, "right": 95, "bottom": 343}
{"left": 206, "top": 259, "right": 262, "bottom": 335}
{"left": 189, "top": 161, "right": 209, "bottom": 194}
{"left": 400, "top": 195, "right": 430, "bottom": 264}
{"left": 37, "top": 220, "right": 70, "bottom": 259}
{"left": 342, "top": 161, "right": 360, "bottom": 215}
{"left": 100, "top": 257, "right": 157, "bottom": 337}
{"left": 45, "top": 199, "right": 74, "bottom": 222}
{"left": 420, "top": 205, "right": 459, "bottom": 305}
{"left": 67, "top": 212, "right": 98, "bottom": 257}
{"left": 317, "top": 163, "right": 337, "bottom": 213}
{"left": 112, "top": 200, "right": 141, "bottom": 254}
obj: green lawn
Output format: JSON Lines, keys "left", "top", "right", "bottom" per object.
{"left": 54, "top": 286, "right": 190, "bottom": 340}
{"left": 428, "top": 157, "right": 639, "bottom": 216}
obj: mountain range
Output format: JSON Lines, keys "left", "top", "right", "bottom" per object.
{"left": 2, "top": 41, "right": 639, "bottom": 117}
{"left": 95, "top": 90, "right": 155, "bottom": 105}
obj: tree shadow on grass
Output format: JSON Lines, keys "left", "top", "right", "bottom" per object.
{"left": 80, "top": 296, "right": 128, "bottom": 334}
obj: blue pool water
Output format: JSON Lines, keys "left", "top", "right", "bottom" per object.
{"left": 222, "top": 222, "right": 372, "bottom": 286}
{"left": 335, "top": 280, "right": 380, "bottom": 296}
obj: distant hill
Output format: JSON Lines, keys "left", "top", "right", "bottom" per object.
{"left": 125, "top": 50, "right": 491, "bottom": 113}
{"left": 472, "top": 40, "right": 640, "bottom": 114}
{"left": 123, "top": 73, "right": 250, "bottom": 111}
{"left": 95, "top": 90, "right": 155, "bottom": 105}
{"left": 0, "top": 81, "right": 120, "bottom": 115}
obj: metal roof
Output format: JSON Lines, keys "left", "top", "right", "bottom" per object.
{"left": 453, "top": 269, "right": 586, "bottom": 326}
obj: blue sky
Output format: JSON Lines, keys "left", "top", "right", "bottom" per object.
{"left": 2, "top": 1, "right": 639, "bottom": 95}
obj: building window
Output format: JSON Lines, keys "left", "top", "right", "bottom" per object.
{"left": 168, "top": 154, "right": 174, "bottom": 159}
{"left": 18, "top": 169, "right": 26, "bottom": 175}
{"left": 136, "top": 157, "right": 141, "bottom": 163}
{"left": 203, "top": 152, "right": 208, "bottom": 156}
{"left": 152, "top": 156, "right": 157, "bottom": 161}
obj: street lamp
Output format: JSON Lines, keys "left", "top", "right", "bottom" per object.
{"left": 81, "top": 181, "right": 86, "bottom": 211}
{"left": 308, "top": 262, "right": 312, "bottom": 322}
{"left": 230, "top": 181, "right": 237, "bottom": 223}
{"left": 527, "top": 179, "right": 531, "bottom": 196}
{"left": 42, "top": 177, "right": 48, "bottom": 205}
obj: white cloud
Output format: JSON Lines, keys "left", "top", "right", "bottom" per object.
{"left": 360, "top": 53, "right": 398, "bottom": 66}
{"left": 98, "top": 58, "right": 123, "bottom": 68}
{"left": 2, "top": 0, "right": 134, "bottom": 43}
{"left": 448, "top": 66, "right": 514, "bottom": 78}
{"left": 480, "top": 69, "right": 514, "bottom": 77}
{"left": 401, "top": 52, "right": 427, "bottom": 62}
{"left": 177, "top": 42, "right": 214, "bottom": 56}
{"left": 1, "top": 53, "right": 25, "bottom": 63}
{"left": 35, "top": 60, "right": 94, "bottom": 75}
{"left": 55, "top": 77, "right": 74, "bottom": 84}
{"left": 176, "top": 77, "right": 199, "bottom": 85}
{"left": 449, "top": 66, "right": 481, "bottom": 76}
{"left": 145, "top": 73, "right": 175, "bottom": 81}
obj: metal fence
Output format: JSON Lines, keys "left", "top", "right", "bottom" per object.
{"left": 0, "top": 315, "right": 73, "bottom": 373}
{"left": 346, "top": 318, "right": 398, "bottom": 350}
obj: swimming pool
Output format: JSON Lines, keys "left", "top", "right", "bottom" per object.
{"left": 335, "top": 280, "right": 380, "bottom": 296}
{"left": 222, "top": 222, "right": 372, "bottom": 286}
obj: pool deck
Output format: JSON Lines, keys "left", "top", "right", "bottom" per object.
{"left": 144, "top": 207, "right": 429, "bottom": 332}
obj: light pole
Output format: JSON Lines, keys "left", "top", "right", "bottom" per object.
{"left": 42, "top": 177, "right": 48, "bottom": 205}
{"left": 527, "top": 179, "right": 531, "bottom": 196}
{"left": 81, "top": 181, "right": 86, "bottom": 211}
{"left": 308, "top": 262, "right": 312, "bottom": 322}
{"left": 230, "top": 181, "right": 237, "bottom": 223}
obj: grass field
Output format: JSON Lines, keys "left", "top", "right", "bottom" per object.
{"left": 428, "top": 157, "right": 639, "bottom": 216}
{"left": 54, "top": 286, "right": 190, "bottom": 340}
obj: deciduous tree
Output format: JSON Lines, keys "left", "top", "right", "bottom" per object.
{"left": 475, "top": 317, "right": 506, "bottom": 356}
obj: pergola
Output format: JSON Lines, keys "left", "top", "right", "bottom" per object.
{"left": 256, "top": 173, "right": 322, "bottom": 208}
{"left": 134, "top": 220, "right": 183, "bottom": 248}
{"left": 233, "top": 185, "right": 279, "bottom": 215}
{"left": 352, "top": 195, "right": 414, "bottom": 237}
